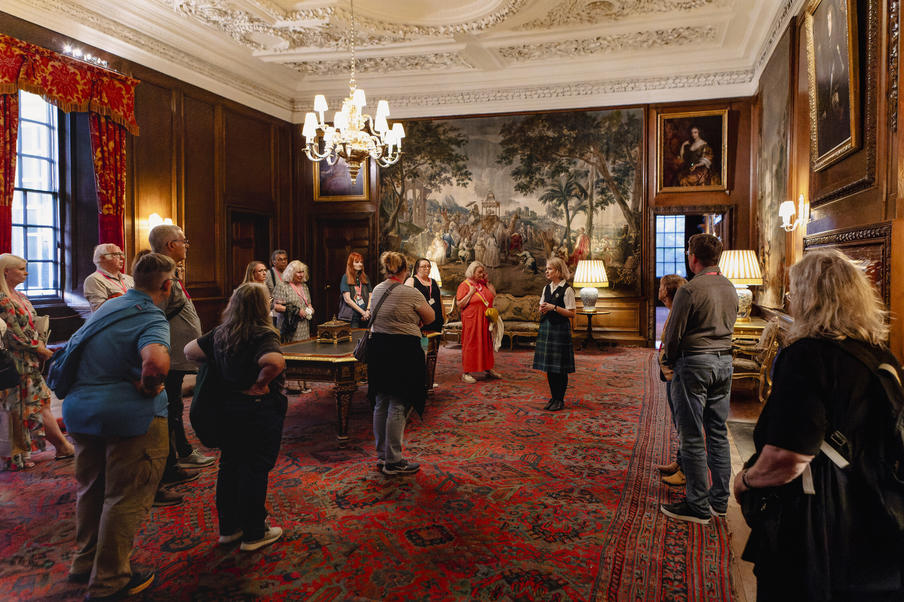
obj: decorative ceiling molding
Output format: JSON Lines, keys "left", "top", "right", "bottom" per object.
{"left": 519, "top": 0, "right": 730, "bottom": 29}
{"left": 287, "top": 52, "right": 473, "bottom": 76}
{"left": 299, "top": 68, "right": 756, "bottom": 115}
{"left": 754, "top": 0, "right": 806, "bottom": 75}
{"left": 498, "top": 26, "right": 718, "bottom": 63}
{"left": 10, "top": 0, "right": 295, "bottom": 113}
{"left": 5, "top": 0, "right": 789, "bottom": 121}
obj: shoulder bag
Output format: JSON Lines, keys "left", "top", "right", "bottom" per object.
{"left": 353, "top": 282, "right": 400, "bottom": 362}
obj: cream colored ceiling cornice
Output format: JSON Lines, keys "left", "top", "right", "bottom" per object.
{"left": 3, "top": 0, "right": 800, "bottom": 122}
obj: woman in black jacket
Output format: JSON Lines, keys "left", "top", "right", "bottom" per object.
{"left": 367, "top": 252, "right": 434, "bottom": 476}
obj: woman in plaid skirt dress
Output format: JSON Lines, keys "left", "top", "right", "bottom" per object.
{"left": 533, "top": 257, "right": 576, "bottom": 412}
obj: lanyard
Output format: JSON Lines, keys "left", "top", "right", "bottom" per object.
{"left": 177, "top": 279, "right": 191, "bottom": 299}
{"left": 100, "top": 271, "right": 128, "bottom": 294}
{"left": 290, "top": 282, "right": 309, "bottom": 305}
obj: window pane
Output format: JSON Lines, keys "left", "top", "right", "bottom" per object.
{"left": 19, "top": 91, "right": 49, "bottom": 122}
{"left": 12, "top": 191, "right": 23, "bottom": 224}
{"left": 26, "top": 227, "right": 55, "bottom": 261}
{"left": 19, "top": 121, "right": 50, "bottom": 157}
{"left": 26, "top": 193, "right": 55, "bottom": 227}
{"left": 11, "top": 227, "right": 25, "bottom": 257}
{"left": 17, "top": 157, "right": 51, "bottom": 190}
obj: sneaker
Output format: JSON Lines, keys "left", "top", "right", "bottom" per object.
{"left": 376, "top": 459, "right": 385, "bottom": 471}
{"left": 218, "top": 530, "right": 243, "bottom": 545}
{"left": 662, "top": 469, "right": 686, "bottom": 486}
{"left": 486, "top": 369, "right": 502, "bottom": 379}
{"left": 160, "top": 466, "right": 201, "bottom": 486}
{"left": 461, "top": 373, "right": 476, "bottom": 383}
{"left": 240, "top": 526, "right": 283, "bottom": 551}
{"left": 656, "top": 461, "right": 680, "bottom": 475}
{"left": 152, "top": 488, "right": 183, "bottom": 507}
{"left": 300, "top": 386, "right": 313, "bottom": 394}
{"left": 382, "top": 460, "right": 421, "bottom": 475}
{"left": 177, "top": 449, "right": 215, "bottom": 469}
{"left": 710, "top": 506, "right": 728, "bottom": 518}
{"left": 85, "top": 570, "right": 155, "bottom": 600}
{"left": 660, "top": 501, "right": 711, "bottom": 525}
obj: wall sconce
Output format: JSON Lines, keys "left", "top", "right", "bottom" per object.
{"left": 148, "top": 213, "right": 174, "bottom": 228}
{"left": 779, "top": 194, "right": 806, "bottom": 232}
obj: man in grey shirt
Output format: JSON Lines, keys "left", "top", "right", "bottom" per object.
{"left": 149, "top": 225, "right": 214, "bottom": 504}
{"left": 660, "top": 233, "right": 738, "bottom": 525}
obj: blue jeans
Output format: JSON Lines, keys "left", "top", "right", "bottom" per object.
{"left": 671, "top": 353, "right": 733, "bottom": 514}
{"left": 373, "top": 393, "right": 407, "bottom": 464}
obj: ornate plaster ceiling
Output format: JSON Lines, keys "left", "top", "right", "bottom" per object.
{"left": 3, "top": 0, "right": 804, "bottom": 121}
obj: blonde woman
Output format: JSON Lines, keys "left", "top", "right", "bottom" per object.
{"left": 734, "top": 249, "right": 904, "bottom": 600}
{"left": 533, "top": 257, "right": 575, "bottom": 412}
{"left": 0, "top": 254, "right": 74, "bottom": 470}
{"left": 273, "top": 260, "right": 314, "bottom": 342}
{"left": 273, "top": 260, "right": 314, "bottom": 393}
{"left": 456, "top": 261, "right": 501, "bottom": 383}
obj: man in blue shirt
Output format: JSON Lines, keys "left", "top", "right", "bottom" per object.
{"left": 62, "top": 253, "right": 175, "bottom": 600}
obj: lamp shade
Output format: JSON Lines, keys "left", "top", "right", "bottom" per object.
{"left": 573, "top": 260, "right": 609, "bottom": 288}
{"left": 429, "top": 263, "right": 442, "bottom": 287}
{"left": 718, "top": 250, "right": 763, "bottom": 286}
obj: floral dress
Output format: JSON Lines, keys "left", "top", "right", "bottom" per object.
{"left": 0, "top": 291, "right": 49, "bottom": 470}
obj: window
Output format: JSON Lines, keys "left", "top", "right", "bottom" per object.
{"left": 655, "top": 215, "right": 686, "bottom": 278}
{"left": 13, "top": 91, "right": 60, "bottom": 296}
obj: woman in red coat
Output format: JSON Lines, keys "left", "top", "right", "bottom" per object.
{"left": 456, "top": 261, "right": 502, "bottom": 383}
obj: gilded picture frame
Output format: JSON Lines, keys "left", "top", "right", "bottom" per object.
{"left": 805, "top": 0, "right": 860, "bottom": 171}
{"left": 313, "top": 158, "right": 369, "bottom": 201}
{"left": 656, "top": 109, "right": 729, "bottom": 193}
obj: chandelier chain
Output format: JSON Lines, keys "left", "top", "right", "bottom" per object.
{"left": 349, "top": 0, "right": 357, "bottom": 89}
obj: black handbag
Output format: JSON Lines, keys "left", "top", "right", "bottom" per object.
{"left": 353, "top": 282, "right": 400, "bottom": 362}
{"left": 189, "top": 361, "right": 221, "bottom": 448}
{"left": 0, "top": 349, "right": 19, "bottom": 390}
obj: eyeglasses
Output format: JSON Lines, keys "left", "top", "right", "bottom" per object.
{"left": 105, "top": 252, "right": 125, "bottom": 258}
{"left": 172, "top": 239, "right": 190, "bottom": 247}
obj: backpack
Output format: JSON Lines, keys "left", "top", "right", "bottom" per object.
{"left": 47, "top": 300, "right": 156, "bottom": 398}
{"left": 826, "top": 339, "right": 904, "bottom": 532}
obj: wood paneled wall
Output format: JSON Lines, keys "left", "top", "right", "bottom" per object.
{"left": 756, "top": 0, "right": 904, "bottom": 358}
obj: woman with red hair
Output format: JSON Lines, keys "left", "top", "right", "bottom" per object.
{"left": 338, "top": 252, "right": 372, "bottom": 328}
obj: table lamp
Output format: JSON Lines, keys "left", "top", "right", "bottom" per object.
{"left": 428, "top": 263, "right": 442, "bottom": 288}
{"left": 572, "top": 260, "right": 609, "bottom": 309}
{"left": 718, "top": 250, "right": 763, "bottom": 322}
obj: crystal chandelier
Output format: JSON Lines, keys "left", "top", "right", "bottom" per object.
{"left": 301, "top": 0, "right": 405, "bottom": 183}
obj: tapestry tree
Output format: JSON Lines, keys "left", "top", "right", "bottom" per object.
{"left": 538, "top": 174, "right": 586, "bottom": 254}
{"left": 497, "top": 110, "right": 643, "bottom": 240}
{"left": 379, "top": 120, "right": 471, "bottom": 241}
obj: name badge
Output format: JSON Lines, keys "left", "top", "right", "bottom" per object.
{"left": 429, "top": 298, "right": 435, "bottom": 305}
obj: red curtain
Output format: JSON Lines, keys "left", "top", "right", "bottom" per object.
{"left": 0, "top": 94, "right": 18, "bottom": 254}
{"left": 89, "top": 114, "right": 126, "bottom": 248}
{"left": 0, "top": 34, "right": 139, "bottom": 248}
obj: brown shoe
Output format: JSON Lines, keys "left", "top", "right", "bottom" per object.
{"left": 656, "top": 461, "right": 680, "bottom": 475}
{"left": 662, "top": 469, "right": 686, "bottom": 486}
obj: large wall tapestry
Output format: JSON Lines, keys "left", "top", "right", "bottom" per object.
{"left": 757, "top": 26, "right": 792, "bottom": 308}
{"left": 379, "top": 109, "right": 643, "bottom": 297}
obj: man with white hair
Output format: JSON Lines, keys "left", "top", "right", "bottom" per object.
{"left": 148, "top": 225, "right": 214, "bottom": 501}
{"left": 83, "top": 244, "right": 134, "bottom": 311}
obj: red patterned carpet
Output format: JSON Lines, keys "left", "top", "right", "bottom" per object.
{"left": 0, "top": 346, "right": 735, "bottom": 601}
